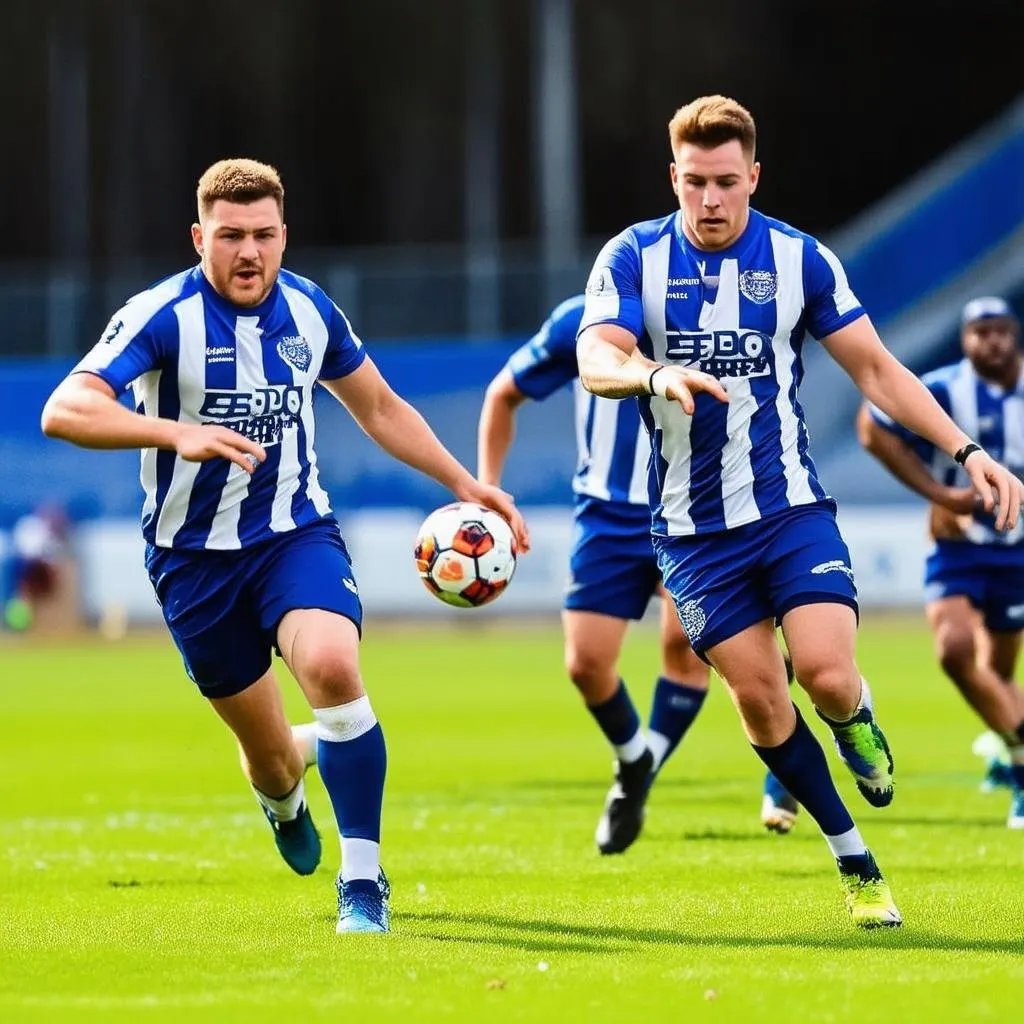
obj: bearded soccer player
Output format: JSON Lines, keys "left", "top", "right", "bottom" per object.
{"left": 41, "top": 159, "right": 529, "bottom": 934}
{"left": 575, "top": 96, "right": 1023, "bottom": 927}
{"left": 859, "top": 297, "right": 1024, "bottom": 828}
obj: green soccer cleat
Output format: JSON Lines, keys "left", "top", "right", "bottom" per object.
{"left": 818, "top": 706, "right": 894, "bottom": 807}
{"left": 837, "top": 851, "right": 902, "bottom": 928}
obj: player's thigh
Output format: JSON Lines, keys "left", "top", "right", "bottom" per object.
{"left": 704, "top": 618, "right": 794, "bottom": 743}
{"left": 208, "top": 666, "right": 295, "bottom": 761}
{"left": 657, "top": 587, "right": 710, "bottom": 687}
{"left": 147, "top": 547, "right": 272, "bottom": 698}
{"left": 251, "top": 520, "right": 365, "bottom": 707}
{"left": 277, "top": 608, "right": 363, "bottom": 707}
{"left": 780, "top": 602, "right": 859, "bottom": 687}
{"left": 562, "top": 609, "right": 630, "bottom": 677}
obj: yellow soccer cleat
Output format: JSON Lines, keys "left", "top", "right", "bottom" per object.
{"left": 837, "top": 851, "right": 902, "bottom": 929}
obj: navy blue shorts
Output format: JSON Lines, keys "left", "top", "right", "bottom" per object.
{"left": 146, "top": 518, "right": 362, "bottom": 698}
{"left": 564, "top": 499, "right": 662, "bottom": 620}
{"left": 924, "top": 540, "right": 1024, "bottom": 633}
{"left": 654, "top": 501, "right": 859, "bottom": 658}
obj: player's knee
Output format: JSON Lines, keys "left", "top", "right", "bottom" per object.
{"left": 936, "top": 629, "right": 975, "bottom": 684}
{"left": 794, "top": 659, "right": 858, "bottom": 709}
{"left": 725, "top": 677, "right": 785, "bottom": 733}
{"left": 564, "top": 647, "right": 610, "bottom": 694}
{"left": 662, "top": 635, "right": 709, "bottom": 686}
{"left": 565, "top": 649, "right": 599, "bottom": 687}
{"left": 298, "top": 643, "right": 362, "bottom": 702}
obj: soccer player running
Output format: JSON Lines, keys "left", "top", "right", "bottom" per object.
{"left": 477, "top": 295, "right": 711, "bottom": 855}
{"left": 858, "top": 297, "right": 1024, "bottom": 828}
{"left": 575, "top": 95, "right": 1023, "bottom": 927}
{"left": 41, "top": 159, "right": 529, "bottom": 935}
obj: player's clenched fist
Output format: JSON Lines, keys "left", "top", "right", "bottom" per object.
{"left": 175, "top": 423, "right": 266, "bottom": 473}
{"left": 647, "top": 364, "right": 729, "bottom": 415}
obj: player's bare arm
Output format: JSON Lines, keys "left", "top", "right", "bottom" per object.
{"left": 41, "top": 371, "right": 266, "bottom": 474}
{"left": 477, "top": 368, "right": 528, "bottom": 486}
{"left": 322, "top": 358, "right": 530, "bottom": 551}
{"left": 824, "top": 316, "right": 1023, "bottom": 531}
{"left": 577, "top": 324, "right": 728, "bottom": 413}
{"left": 855, "top": 404, "right": 977, "bottom": 514}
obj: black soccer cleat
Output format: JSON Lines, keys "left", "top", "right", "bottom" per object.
{"left": 595, "top": 747, "right": 655, "bottom": 855}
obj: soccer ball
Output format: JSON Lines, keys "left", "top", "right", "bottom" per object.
{"left": 413, "top": 502, "right": 517, "bottom": 608}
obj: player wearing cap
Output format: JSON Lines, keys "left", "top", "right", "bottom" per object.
{"left": 858, "top": 297, "right": 1024, "bottom": 828}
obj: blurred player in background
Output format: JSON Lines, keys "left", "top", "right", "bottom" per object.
{"left": 576, "top": 95, "right": 1023, "bottom": 927}
{"left": 478, "top": 294, "right": 711, "bottom": 855}
{"left": 859, "top": 296, "right": 1024, "bottom": 828}
{"left": 41, "top": 158, "right": 528, "bottom": 935}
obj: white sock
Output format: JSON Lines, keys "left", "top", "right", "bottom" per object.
{"left": 615, "top": 729, "right": 649, "bottom": 764}
{"left": 647, "top": 730, "right": 670, "bottom": 771}
{"left": 341, "top": 837, "right": 381, "bottom": 883}
{"left": 314, "top": 694, "right": 377, "bottom": 741}
{"left": 253, "top": 777, "right": 305, "bottom": 822}
{"left": 824, "top": 825, "right": 867, "bottom": 859}
{"left": 858, "top": 678, "right": 874, "bottom": 713}
{"left": 292, "top": 722, "right": 319, "bottom": 768}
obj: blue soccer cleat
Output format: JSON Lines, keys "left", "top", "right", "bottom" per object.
{"left": 1008, "top": 790, "right": 1024, "bottom": 830}
{"left": 818, "top": 706, "right": 894, "bottom": 808}
{"left": 336, "top": 869, "right": 391, "bottom": 933}
{"left": 972, "top": 731, "right": 1013, "bottom": 793}
{"left": 263, "top": 803, "right": 321, "bottom": 876}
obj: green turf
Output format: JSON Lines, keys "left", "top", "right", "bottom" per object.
{"left": 1, "top": 616, "right": 1022, "bottom": 1022}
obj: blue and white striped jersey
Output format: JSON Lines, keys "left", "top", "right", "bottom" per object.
{"left": 871, "top": 358, "right": 1024, "bottom": 548}
{"left": 74, "top": 265, "right": 366, "bottom": 550}
{"left": 580, "top": 208, "right": 864, "bottom": 537}
{"left": 506, "top": 294, "right": 649, "bottom": 507}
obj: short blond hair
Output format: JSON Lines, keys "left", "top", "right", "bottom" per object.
{"left": 668, "top": 95, "right": 756, "bottom": 159}
{"left": 196, "top": 158, "right": 284, "bottom": 219}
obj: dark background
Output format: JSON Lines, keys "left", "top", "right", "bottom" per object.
{"left": 3, "top": 0, "right": 1022, "bottom": 264}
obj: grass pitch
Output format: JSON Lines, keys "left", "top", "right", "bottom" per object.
{"left": 1, "top": 616, "right": 1022, "bottom": 1022}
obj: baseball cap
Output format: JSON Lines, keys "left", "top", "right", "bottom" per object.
{"left": 961, "top": 296, "right": 1015, "bottom": 326}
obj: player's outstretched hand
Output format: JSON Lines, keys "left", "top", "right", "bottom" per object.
{"left": 457, "top": 481, "right": 530, "bottom": 553}
{"left": 962, "top": 450, "right": 1023, "bottom": 532}
{"left": 175, "top": 423, "right": 267, "bottom": 474}
{"left": 651, "top": 365, "right": 729, "bottom": 415}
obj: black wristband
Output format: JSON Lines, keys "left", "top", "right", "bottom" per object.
{"left": 648, "top": 365, "right": 666, "bottom": 396}
{"left": 954, "top": 442, "right": 982, "bottom": 466}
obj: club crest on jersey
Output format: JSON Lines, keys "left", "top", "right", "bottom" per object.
{"left": 277, "top": 335, "right": 312, "bottom": 372}
{"left": 738, "top": 270, "right": 778, "bottom": 305}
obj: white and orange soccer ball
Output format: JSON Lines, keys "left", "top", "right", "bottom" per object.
{"left": 413, "top": 502, "right": 517, "bottom": 608}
